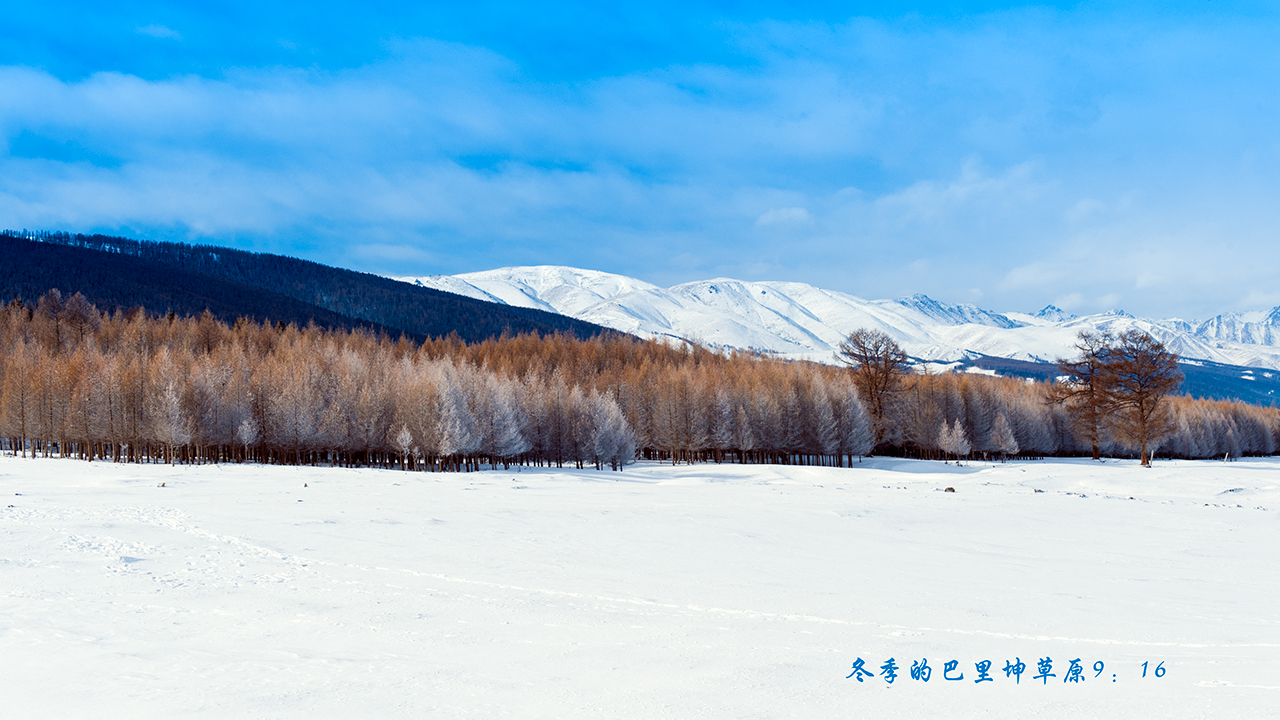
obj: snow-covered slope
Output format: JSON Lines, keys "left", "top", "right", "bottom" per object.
{"left": 399, "top": 266, "right": 1280, "bottom": 370}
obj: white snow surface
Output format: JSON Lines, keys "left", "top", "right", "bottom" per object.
{"left": 3, "top": 455, "right": 1277, "bottom": 718}
{"left": 400, "top": 266, "right": 1280, "bottom": 369}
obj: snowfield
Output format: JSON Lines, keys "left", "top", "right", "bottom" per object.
{"left": 2, "top": 455, "right": 1277, "bottom": 718}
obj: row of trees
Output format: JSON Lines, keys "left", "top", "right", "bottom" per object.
{"left": 0, "top": 304, "right": 636, "bottom": 471}
{"left": 1, "top": 292, "right": 1278, "bottom": 470}
{"left": 835, "top": 327, "right": 1272, "bottom": 464}
{"left": 0, "top": 293, "right": 877, "bottom": 470}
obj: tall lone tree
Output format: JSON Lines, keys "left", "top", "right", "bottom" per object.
{"left": 1048, "top": 330, "right": 1116, "bottom": 460}
{"left": 835, "top": 328, "right": 909, "bottom": 446}
{"left": 1105, "top": 330, "right": 1183, "bottom": 466}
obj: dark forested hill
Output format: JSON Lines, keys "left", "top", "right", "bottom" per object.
{"left": 0, "top": 235, "right": 403, "bottom": 334}
{"left": 1, "top": 231, "right": 615, "bottom": 342}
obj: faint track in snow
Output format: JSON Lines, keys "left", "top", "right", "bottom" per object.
{"left": 350, "top": 565, "right": 1280, "bottom": 650}
{"left": 7, "top": 493, "right": 1277, "bottom": 653}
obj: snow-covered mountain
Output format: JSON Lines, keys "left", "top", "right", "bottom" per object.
{"left": 397, "top": 266, "right": 1280, "bottom": 371}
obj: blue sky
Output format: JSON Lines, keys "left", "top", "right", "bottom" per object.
{"left": 3, "top": 1, "right": 1280, "bottom": 319}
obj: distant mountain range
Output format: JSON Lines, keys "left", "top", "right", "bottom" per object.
{"left": 6, "top": 230, "right": 1275, "bottom": 404}
{"left": 401, "top": 265, "right": 1280, "bottom": 404}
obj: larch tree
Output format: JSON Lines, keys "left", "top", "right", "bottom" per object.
{"left": 236, "top": 417, "right": 260, "bottom": 459}
{"left": 834, "top": 328, "right": 909, "bottom": 446}
{"left": 710, "top": 388, "right": 736, "bottom": 462}
{"left": 61, "top": 292, "right": 101, "bottom": 346}
{"left": 35, "top": 289, "right": 65, "bottom": 351}
{"left": 805, "top": 377, "right": 840, "bottom": 460}
{"left": 394, "top": 425, "right": 414, "bottom": 470}
{"left": 989, "top": 412, "right": 1019, "bottom": 461}
{"left": 146, "top": 348, "right": 194, "bottom": 462}
{"left": 905, "top": 374, "right": 944, "bottom": 457}
{"left": 833, "top": 382, "right": 875, "bottom": 463}
{"left": 779, "top": 385, "right": 804, "bottom": 459}
{"left": 1048, "top": 330, "right": 1115, "bottom": 460}
{"left": 1104, "top": 330, "right": 1183, "bottom": 466}
{"left": 434, "top": 361, "right": 480, "bottom": 461}
{"left": 0, "top": 340, "right": 36, "bottom": 455}
{"left": 733, "top": 404, "right": 755, "bottom": 462}
{"left": 951, "top": 419, "right": 971, "bottom": 458}
{"left": 938, "top": 418, "right": 971, "bottom": 461}
{"left": 938, "top": 420, "right": 955, "bottom": 460}
{"left": 486, "top": 375, "right": 531, "bottom": 466}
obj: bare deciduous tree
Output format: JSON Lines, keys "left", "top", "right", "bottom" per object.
{"left": 1105, "top": 330, "right": 1182, "bottom": 466}
{"left": 61, "top": 293, "right": 101, "bottom": 345}
{"left": 1048, "top": 330, "right": 1116, "bottom": 460}
{"left": 835, "top": 328, "right": 909, "bottom": 446}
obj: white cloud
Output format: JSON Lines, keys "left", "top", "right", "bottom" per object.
{"left": 755, "top": 207, "right": 810, "bottom": 226}
{"left": 1052, "top": 293, "right": 1085, "bottom": 311}
{"left": 1065, "top": 198, "right": 1105, "bottom": 223}
{"left": 999, "top": 262, "right": 1063, "bottom": 291}
{"left": 4, "top": 12, "right": 1280, "bottom": 319}
{"left": 136, "top": 24, "right": 182, "bottom": 40}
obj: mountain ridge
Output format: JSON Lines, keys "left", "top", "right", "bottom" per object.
{"left": 399, "top": 265, "right": 1280, "bottom": 372}
{"left": 3, "top": 231, "right": 616, "bottom": 344}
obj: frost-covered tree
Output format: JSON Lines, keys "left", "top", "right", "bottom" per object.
{"left": 829, "top": 378, "right": 874, "bottom": 464}
{"left": 710, "top": 388, "right": 735, "bottom": 461}
{"left": 541, "top": 369, "right": 575, "bottom": 467}
{"left": 394, "top": 425, "right": 414, "bottom": 470}
{"left": 938, "top": 419, "right": 971, "bottom": 461}
{"left": 189, "top": 354, "right": 235, "bottom": 451}
{"left": 805, "top": 378, "right": 840, "bottom": 459}
{"left": 146, "top": 349, "right": 193, "bottom": 462}
{"left": 989, "top": 412, "right": 1019, "bottom": 461}
{"left": 236, "top": 417, "right": 259, "bottom": 459}
{"left": 587, "top": 390, "right": 635, "bottom": 470}
{"left": 485, "top": 376, "right": 530, "bottom": 466}
{"left": 434, "top": 362, "right": 480, "bottom": 461}
{"left": 151, "top": 382, "right": 191, "bottom": 463}
{"left": 733, "top": 405, "right": 755, "bottom": 462}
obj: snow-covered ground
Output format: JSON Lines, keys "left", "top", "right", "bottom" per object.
{"left": 2, "top": 455, "right": 1277, "bottom": 718}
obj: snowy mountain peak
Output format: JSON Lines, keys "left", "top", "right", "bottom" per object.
{"left": 410, "top": 265, "right": 661, "bottom": 316}
{"left": 1192, "top": 305, "right": 1280, "bottom": 346}
{"left": 1036, "top": 305, "right": 1075, "bottom": 322}
{"left": 894, "top": 294, "right": 1022, "bottom": 329}
{"left": 397, "top": 266, "right": 1280, "bottom": 371}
